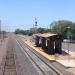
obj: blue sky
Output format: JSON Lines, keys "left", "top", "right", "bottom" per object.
{"left": 0, "top": 0, "right": 75, "bottom": 32}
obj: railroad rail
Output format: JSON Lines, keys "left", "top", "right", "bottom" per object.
{"left": 15, "top": 36, "right": 63, "bottom": 75}
{"left": 19, "top": 36, "right": 74, "bottom": 75}
{"left": 22, "top": 39, "right": 74, "bottom": 75}
{"left": 22, "top": 42, "right": 63, "bottom": 75}
{"left": 2, "top": 38, "right": 18, "bottom": 75}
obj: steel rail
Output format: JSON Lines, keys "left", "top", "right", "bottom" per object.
{"left": 2, "top": 54, "right": 7, "bottom": 75}
{"left": 21, "top": 40, "right": 63, "bottom": 75}
{"left": 19, "top": 35, "right": 73, "bottom": 75}
{"left": 12, "top": 47, "right": 19, "bottom": 75}
{"left": 15, "top": 37, "right": 62, "bottom": 75}
{"left": 18, "top": 36, "right": 64, "bottom": 75}
{"left": 15, "top": 38, "right": 46, "bottom": 75}
{"left": 2, "top": 44, "right": 18, "bottom": 75}
{"left": 23, "top": 42, "right": 63, "bottom": 75}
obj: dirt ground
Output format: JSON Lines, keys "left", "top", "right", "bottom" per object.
{"left": 0, "top": 37, "right": 9, "bottom": 74}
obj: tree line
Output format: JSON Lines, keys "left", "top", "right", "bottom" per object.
{"left": 15, "top": 20, "right": 75, "bottom": 40}
{"left": 15, "top": 28, "right": 50, "bottom": 36}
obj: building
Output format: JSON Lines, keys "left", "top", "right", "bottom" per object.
{"left": 34, "top": 33, "right": 63, "bottom": 54}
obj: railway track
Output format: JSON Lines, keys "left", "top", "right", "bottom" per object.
{"left": 18, "top": 36, "right": 74, "bottom": 75}
{"left": 19, "top": 36, "right": 74, "bottom": 75}
{"left": 2, "top": 38, "right": 18, "bottom": 75}
{"left": 15, "top": 36, "right": 63, "bottom": 75}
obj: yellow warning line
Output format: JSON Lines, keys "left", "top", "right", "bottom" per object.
{"left": 21, "top": 37, "right": 55, "bottom": 61}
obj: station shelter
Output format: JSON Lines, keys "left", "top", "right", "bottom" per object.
{"left": 34, "top": 33, "right": 63, "bottom": 54}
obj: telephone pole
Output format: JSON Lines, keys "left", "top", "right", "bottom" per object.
{"left": 35, "top": 18, "right": 37, "bottom": 33}
{"left": 0, "top": 20, "right": 1, "bottom": 39}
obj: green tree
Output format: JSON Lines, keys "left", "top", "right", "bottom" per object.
{"left": 51, "top": 20, "right": 75, "bottom": 39}
{"left": 15, "top": 29, "right": 21, "bottom": 34}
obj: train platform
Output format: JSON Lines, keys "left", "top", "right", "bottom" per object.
{"left": 20, "top": 35, "right": 75, "bottom": 67}
{"left": 55, "top": 54, "right": 75, "bottom": 67}
{"left": 21, "top": 36, "right": 55, "bottom": 61}
{"left": 56, "top": 50, "right": 75, "bottom": 75}
{"left": 55, "top": 49, "right": 75, "bottom": 67}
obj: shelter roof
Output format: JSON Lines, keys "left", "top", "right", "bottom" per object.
{"left": 34, "top": 33, "right": 57, "bottom": 38}
{"left": 39, "top": 33, "right": 57, "bottom": 38}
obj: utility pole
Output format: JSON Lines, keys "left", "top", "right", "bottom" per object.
{"left": 0, "top": 20, "right": 1, "bottom": 39}
{"left": 35, "top": 18, "right": 37, "bottom": 34}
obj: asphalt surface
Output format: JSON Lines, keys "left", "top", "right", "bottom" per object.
{"left": 62, "top": 42, "right": 75, "bottom": 52}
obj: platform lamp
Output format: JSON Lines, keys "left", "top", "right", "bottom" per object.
{"left": 66, "top": 26, "right": 71, "bottom": 56}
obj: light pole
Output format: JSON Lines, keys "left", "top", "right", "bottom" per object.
{"left": 66, "top": 26, "right": 70, "bottom": 55}
{"left": 66, "top": 26, "right": 71, "bottom": 62}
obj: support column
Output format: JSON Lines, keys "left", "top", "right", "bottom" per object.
{"left": 35, "top": 36, "right": 40, "bottom": 46}
{"left": 41, "top": 37, "right": 46, "bottom": 49}
{"left": 55, "top": 39, "right": 62, "bottom": 54}
{"left": 47, "top": 38, "right": 55, "bottom": 54}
